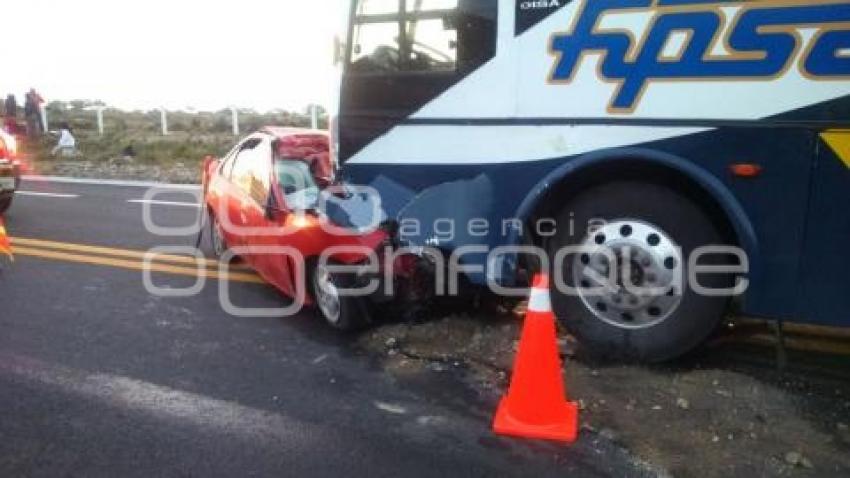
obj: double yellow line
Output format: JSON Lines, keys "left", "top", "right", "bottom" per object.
{"left": 10, "top": 237, "right": 265, "bottom": 284}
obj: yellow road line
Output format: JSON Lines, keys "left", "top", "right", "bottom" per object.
{"left": 14, "top": 246, "right": 266, "bottom": 284}
{"left": 11, "top": 236, "right": 249, "bottom": 271}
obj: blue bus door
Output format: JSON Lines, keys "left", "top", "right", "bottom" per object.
{"left": 800, "top": 131, "right": 850, "bottom": 326}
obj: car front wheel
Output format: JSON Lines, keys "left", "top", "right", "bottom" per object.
{"left": 310, "top": 263, "right": 368, "bottom": 331}
{"left": 210, "top": 213, "right": 228, "bottom": 259}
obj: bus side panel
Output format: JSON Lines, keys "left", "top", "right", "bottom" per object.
{"left": 346, "top": 125, "right": 819, "bottom": 321}
{"left": 798, "top": 135, "right": 850, "bottom": 326}
{"left": 652, "top": 127, "right": 816, "bottom": 321}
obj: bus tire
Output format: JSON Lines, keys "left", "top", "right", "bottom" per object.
{"left": 548, "top": 180, "right": 733, "bottom": 362}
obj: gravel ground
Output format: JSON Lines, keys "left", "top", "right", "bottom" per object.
{"left": 357, "top": 308, "right": 850, "bottom": 478}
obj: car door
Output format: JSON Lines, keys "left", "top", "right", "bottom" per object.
{"left": 219, "top": 137, "right": 263, "bottom": 255}
{"left": 208, "top": 144, "right": 239, "bottom": 230}
{"left": 230, "top": 137, "right": 275, "bottom": 268}
{"left": 244, "top": 141, "right": 308, "bottom": 296}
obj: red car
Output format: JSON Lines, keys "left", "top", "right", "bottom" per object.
{"left": 203, "top": 127, "right": 390, "bottom": 329}
{"left": 0, "top": 130, "right": 22, "bottom": 214}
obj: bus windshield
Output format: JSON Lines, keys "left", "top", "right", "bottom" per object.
{"left": 349, "top": 0, "right": 460, "bottom": 73}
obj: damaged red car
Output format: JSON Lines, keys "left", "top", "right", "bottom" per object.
{"left": 203, "top": 127, "right": 401, "bottom": 329}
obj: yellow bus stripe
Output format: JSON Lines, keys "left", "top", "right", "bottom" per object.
{"left": 820, "top": 130, "right": 850, "bottom": 169}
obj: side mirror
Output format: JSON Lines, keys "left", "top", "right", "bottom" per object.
{"left": 265, "top": 186, "right": 287, "bottom": 221}
{"left": 201, "top": 154, "right": 217, "bottom": 190}
{"left": 333, "top": 36, "right": 345, "bottom": 66}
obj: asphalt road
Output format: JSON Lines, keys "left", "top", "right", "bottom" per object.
{"left": 0, "top": 178, "right": 647, "bottom": 477}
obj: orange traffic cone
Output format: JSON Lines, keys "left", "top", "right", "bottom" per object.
{"left": 493, "top": 274, "right": 578, "bottom": 443}
{"left": 0, "top": 216, "right": 12, "bottom": 262}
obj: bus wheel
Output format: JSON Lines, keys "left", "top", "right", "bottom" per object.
{"left": 310, "top": 262, "right": 368, "bottom": 331}
{"left": 548, "top": 181, "right": 733, "bottom": 362}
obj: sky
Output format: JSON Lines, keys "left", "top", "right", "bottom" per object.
{"left": 3, "top": 0, "right": 349, "bottom": 112}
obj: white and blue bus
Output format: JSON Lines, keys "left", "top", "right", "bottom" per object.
{"left": 333, "top": 0, "right": 850, "bottom": 361}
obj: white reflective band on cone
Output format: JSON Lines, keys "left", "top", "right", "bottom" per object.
{"left": 528, "top": 287, "right": 552, "bottom": 313}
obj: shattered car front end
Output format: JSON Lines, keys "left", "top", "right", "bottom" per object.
{"left": 316, "top": 183, "right": 440, "bottom": 315}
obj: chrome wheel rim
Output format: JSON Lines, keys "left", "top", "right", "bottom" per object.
{"left": 314, "top": 265, "right": 341, "bottom": 324}
{"left": 572, "top": 219, "right": 684, "bottom": 329}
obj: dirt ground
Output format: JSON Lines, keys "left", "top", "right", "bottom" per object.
{"left": 357, "top": 307, "right": 850, "bottom": 477}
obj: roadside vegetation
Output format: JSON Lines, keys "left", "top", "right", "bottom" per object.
{"left": 22, "top": 100, "right": 328, "bottom": 183}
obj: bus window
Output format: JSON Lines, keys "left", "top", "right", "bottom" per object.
{"left": 405, "top": 17, "right": 457, "bottom": 72}
{"left": 348, "top": 0, "right": 493, "bottom": 74}
{"left": 351, "top": 21, "right": 401, "bottom": 73}
{"left": 340, "top": 0, "right": 497, "bottom": 160}
{"left": 410, "top": 0, "right": 457, "bottom": 10}
{"left": 356, "top": 0, "right": 399, "bottom": 15}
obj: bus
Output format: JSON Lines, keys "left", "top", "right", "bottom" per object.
{"left": 332, "top": 0, "right": 850, "bottom": 361}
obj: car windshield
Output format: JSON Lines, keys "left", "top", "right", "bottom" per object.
{"left": 275, "top": 159, "right": 320, "bottom": 210}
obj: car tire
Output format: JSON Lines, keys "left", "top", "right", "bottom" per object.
{"left": 210, "top": 213, "right": 230, "bottom": 259}
{"left": 548, "top": 181, "right": 734, "bottom": 363}
{"left": 0, "top": 195, "right": 12, "bottom": 215}
{"left": 310, "top": 262, "right": 369, "bottom": 331}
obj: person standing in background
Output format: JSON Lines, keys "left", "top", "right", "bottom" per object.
{"left": 24, "top": 89, "right": 45, "bottom": 138}
{"left": 30, "top": 89, "right": 45, "bottom": 135}
{"left": 3, "top": 95, "right": 17, "bottom": 134}
{"left": 24, "top": 93, "right": 37, "bottom": 138}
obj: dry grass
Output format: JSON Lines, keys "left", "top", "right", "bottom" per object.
{"left": 28, "top": 101, "right": 327, "bottom": 167}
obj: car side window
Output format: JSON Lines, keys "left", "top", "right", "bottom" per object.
{"left": 249, "top": 140, "right": 272, "bottom": 205}
{"left": 218, "top": 145, "right": 241, "bottom": 179}
{"left": 230, "top": 137, "right": 272, "bottom": 205}
{"left": 229, "top": 138, "right": 261, "bottom": 189}
{"left": 275, "top": 159, "right": 320, "bottom": 211}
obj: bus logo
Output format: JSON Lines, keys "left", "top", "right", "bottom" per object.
{"left": 549, "top": 0, "right": 850, "bottom": 113}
